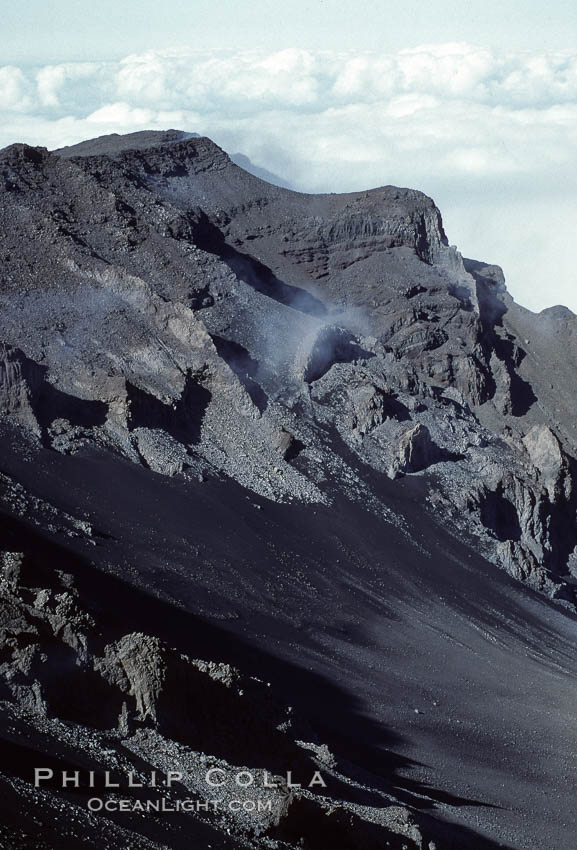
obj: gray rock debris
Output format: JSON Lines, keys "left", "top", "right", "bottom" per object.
{"left": 1, "top": 129, "right": 577, "bottom": 608}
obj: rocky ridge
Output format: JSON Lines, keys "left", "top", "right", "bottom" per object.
{"left": 1, "top": 130, "right": 576, "bottom": 602}
{"left": 1, "top": 129, "right": 577, "bottom": 848}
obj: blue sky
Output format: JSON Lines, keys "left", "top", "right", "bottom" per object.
{"left": 1, "top": 2, "right": 576, "bottom": 311}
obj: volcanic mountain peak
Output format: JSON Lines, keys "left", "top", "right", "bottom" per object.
{"left": 1, "top": 130, "right": 577, "bottom": 850}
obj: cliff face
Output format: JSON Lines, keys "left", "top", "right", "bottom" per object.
{"left": 2, "top": 130, "right": 576, "bottom": 600}
{"left": 1, "top": 130, "right": 577, "bottom": 850}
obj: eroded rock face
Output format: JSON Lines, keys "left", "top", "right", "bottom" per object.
{"left": 0, "top": 346, "right": 40, "bottom": 430}
{"left": 523, "top": 424, "right": 571, "bottom": 501}
{"left": 2, "top": 130, "right": 577, "bottom": 602}
{"left": 1, "top": 133, "right": 577, "bottom": 653}
{"left": 347, "top": 382, "right": 389, "bottom": 438}
{"left": 0, "top": 549, "right": 94, "bottom": 717}
{"left": 387, "top": 424, "right": 441, "bottom": 479}
{"left": 277, "top": 189, "right": 448, "bottom": 279}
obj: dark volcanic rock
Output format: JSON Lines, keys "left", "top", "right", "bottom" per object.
{"left": 1, "top": 129, "right": 577, "bottom": 850}
{"left": 387, "top": 423, "right": 442, "bottom": 479}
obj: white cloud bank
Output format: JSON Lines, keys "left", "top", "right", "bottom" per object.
{"left": 1, "top": 44, "right": 576, "bottom": 312}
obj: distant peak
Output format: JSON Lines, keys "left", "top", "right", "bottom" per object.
{"left": 540, "top": 304, "right": 575, "bottom": 320}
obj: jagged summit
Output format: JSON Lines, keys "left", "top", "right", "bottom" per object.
{"left": 53, "top": 128, "right": 198, "bottom": 157}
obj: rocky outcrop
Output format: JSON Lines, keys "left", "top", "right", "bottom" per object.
{"left": 0, "top": 345, "right": 41, "bottom": 434}
{"left": 277, "top": 189, "right": 448, "bottom": 279}
{"left": 522, "top": 424, "right": 572, "bottom": 501}
{"left": 347, "top": 382, "right": 390, "bottom": 438}
{"left": 387, "top": 424, "right": 442, "bottom": 479}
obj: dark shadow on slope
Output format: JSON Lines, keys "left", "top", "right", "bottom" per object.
{"left": 36, "top": 382, "right": 109, "bottom": 432}
{"left": 12, "top": 348, "right": 108, "bottom": 436}
{"left": 0, "top": 509, "right": 512, "bottom": 850}
{"left": 479, "top": 488, "right": 523, "bottom": 543}
{"left": 383, "top": 393, "right": 412, "bottom": 422}
{"left": 463, "top": 259, "right": 507, "bottom": 328}
{"left": 191, "top": 211, "right": 327, "bottom": 317}
{"left": 463, "top": 259, "right": 537, "bottom": 416}
{"left": 284, "top": 436, "right": 306, "bottom": 462}
{"left": 211, "top": 335, "right": 269, "bottom": 413}
{"left": 493, "top": 338, "right": 537, "bottom": 417}
{"left": 542, "top": 453, "right": 577, "bottom": 580}
{"left": 126, "top": 371, "right": 211, "bottom": 445}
